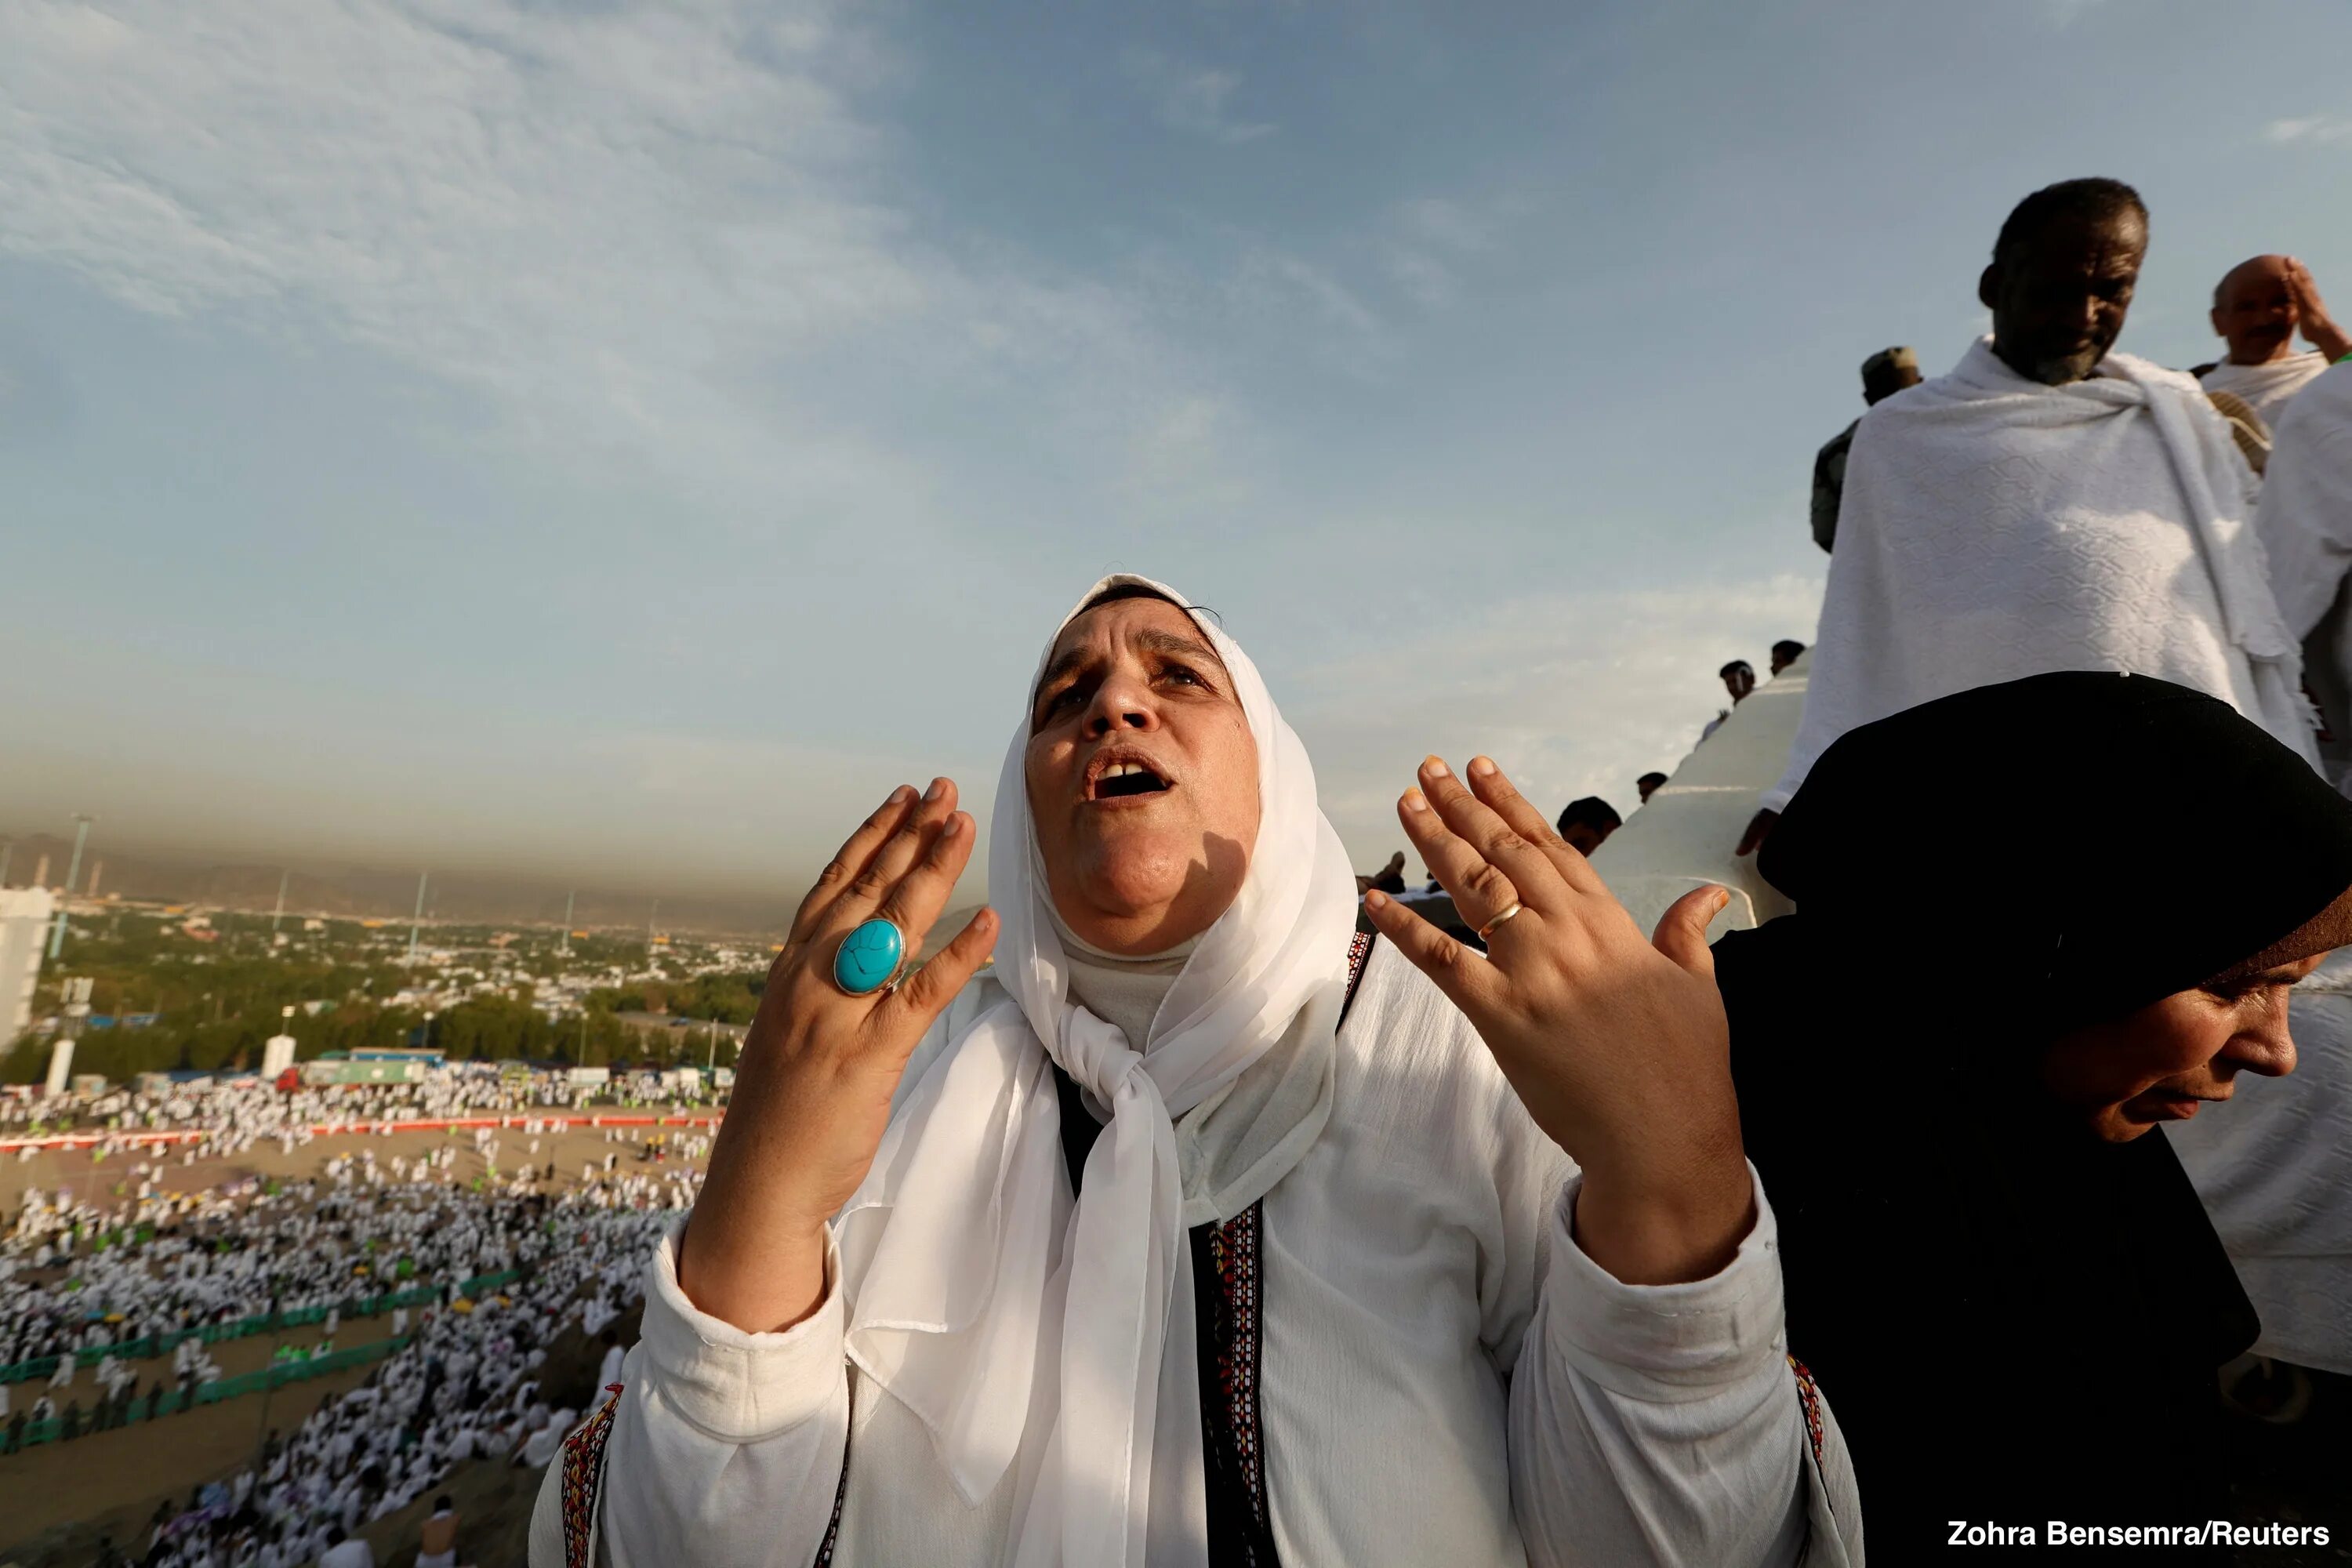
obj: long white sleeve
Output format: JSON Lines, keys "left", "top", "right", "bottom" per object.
{"left": 1508, "top": 1168, "right": 1813, "bottom": 1568}
{"left": 529, "top": 1223, "right": 851, "bottom": 1568}
{"left": 529, "top": 957, "right": 1861, "bottom": 1568}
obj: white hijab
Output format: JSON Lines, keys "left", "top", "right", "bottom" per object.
{"left": 834, "top": 575, "right": 1358, "bottom": 1566}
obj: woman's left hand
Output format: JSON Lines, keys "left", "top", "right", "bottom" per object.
{"left": 1360, "top": 754, "right": 1754, "bottom": 1285}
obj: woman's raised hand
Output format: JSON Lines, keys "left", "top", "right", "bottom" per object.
{"left": 1359, "top": 755, "right": 1754, "bottom": 1285}
{"left": 678, "top": 779, "right": 998, "bottom": 1333}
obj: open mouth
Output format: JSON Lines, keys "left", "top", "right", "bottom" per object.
{"left": 1088, "top": 758, "right": 1173, "bottom": 801}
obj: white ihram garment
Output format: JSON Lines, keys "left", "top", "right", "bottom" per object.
{"left": 2203, "top": 350, "right": 2331, "bottom": 429}
{"left": 1766, "top": 338, "right": 2311, "bottom": 812}
{"left": 2253, "top": 361, "right": 2352, "bottom": 791}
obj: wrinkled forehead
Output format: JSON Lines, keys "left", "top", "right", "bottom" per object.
{"left": 1033, "top": 593, "right": 1231, "bottom": 695}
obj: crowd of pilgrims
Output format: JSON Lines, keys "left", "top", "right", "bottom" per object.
{"left": 151, "top": 1199, "right": 669, "bottom": 1568}
{"left": 0, "top": 1134, "right": 699, "bottom": 1567}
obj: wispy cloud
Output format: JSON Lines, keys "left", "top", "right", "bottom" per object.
{"left": 2266, "top": 114, "right": 2352, "bottom": 145}
{"left": 1381, "top": 192, "right": 1528, "bottom": 310}
{"left": 2043, "top": 0, "right": 2114, "bottom": 27}
{"left": 1122, "top": 48, "right": 1277, "bottom": 144}
{"left": 0, "top": 0, "right": 1231, "bottom": 525}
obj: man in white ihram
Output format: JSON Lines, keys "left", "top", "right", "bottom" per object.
{"left": 2200, "top": 255, "right": 2350, "bottom": 430}
{"left": 1738, "top": 177, "right": 2315, "bottom": 858}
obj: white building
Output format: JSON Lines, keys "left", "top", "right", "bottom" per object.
{"left": 0, "top": 887, "right": 56, "bottom": 1042}
{"left": 261, "top": 1033, "right": 298, "bottom": 1077}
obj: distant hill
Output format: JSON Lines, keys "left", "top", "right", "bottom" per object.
{"left": 0, "top": 833, "right": 1007, "bottom": 945}
{"left": 0, "top": 833, "right": 800, "bottom": 938}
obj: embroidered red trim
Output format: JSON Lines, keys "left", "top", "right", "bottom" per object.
{"left": 559, "top": 1385, "right": 625, "bottom": 1568}
{"left": 1787, "top": 1356, "right": 1826, "bottom": 1468}
{"left": 1205, "top": 1203, "right": 1269, "bottom": 1538}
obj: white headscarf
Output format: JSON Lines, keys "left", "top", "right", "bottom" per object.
{"left": 834, "top": 575, "right": 1358, "bottom": 1566}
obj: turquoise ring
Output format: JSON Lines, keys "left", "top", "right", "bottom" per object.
{"left": 833, "top": 917, "right": 906, "bottom": 996}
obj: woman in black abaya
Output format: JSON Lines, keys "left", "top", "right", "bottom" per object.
{"left": 1719, "top": 672, "right": 2352, "bottom": 1555}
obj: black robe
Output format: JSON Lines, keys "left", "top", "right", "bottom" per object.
{"left": 1715, "top": 672, "right": 2352, "bottom": 1557}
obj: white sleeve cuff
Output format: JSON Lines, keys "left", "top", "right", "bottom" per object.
{"left": 1543, "top": 1163, "right": 1787, "bottom": 1404}
{"left": 635, "top": 1218, "right": 847, "bottom": 1442}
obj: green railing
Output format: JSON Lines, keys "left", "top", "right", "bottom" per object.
{"left": 0, "top": 1269, "right": 520, "bottom": 1385}
{"left": 2, "top": 1334, "right": 410, "bottom": 1453}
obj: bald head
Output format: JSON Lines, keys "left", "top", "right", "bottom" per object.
{"left": 2212, "top": 255, "right": 2299, "bottom": 365}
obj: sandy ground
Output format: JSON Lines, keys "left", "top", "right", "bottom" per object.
{"left": 2, "top": 1338, "right": 389, "bottom": 1554}
{"left": 1, "top": 1120, "right": 713, "bottom": 1215}
{"left": 0, "top": 1123, "right": 707, "bottom": 1565}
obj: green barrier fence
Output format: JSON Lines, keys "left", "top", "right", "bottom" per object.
{"left": 1, "top": 1334, "right": 412, "bottom": 1454}
{"left": 0, "top": 1269, "right": 520, "bottom": 1385}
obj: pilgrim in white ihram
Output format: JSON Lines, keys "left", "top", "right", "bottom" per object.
{"left": 1765, "top": 337, "right": 2314, "bottom": 814}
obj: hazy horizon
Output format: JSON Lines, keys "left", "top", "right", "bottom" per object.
{"left": 10, "top": 0, "right": 2352, "bottom": 908}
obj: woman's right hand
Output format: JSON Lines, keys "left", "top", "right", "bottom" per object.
{"left": 677, "top": 778, "right": 999, "bottom": 1334}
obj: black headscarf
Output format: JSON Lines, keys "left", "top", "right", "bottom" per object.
{"left": 1716, "top": 673, "right": 2352, "bottom": 1553}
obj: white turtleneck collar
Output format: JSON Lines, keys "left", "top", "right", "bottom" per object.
{"left": 1046, "top": 907, "right": 1199, "bottom": 1085}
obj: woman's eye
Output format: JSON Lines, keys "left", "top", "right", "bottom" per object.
{"left": 1163, "top": 666, "right": 1201, "bottom": 688}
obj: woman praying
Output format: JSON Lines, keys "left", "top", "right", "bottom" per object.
{"left": 534, "top": 576, "right": 1858, "bottom": 1567}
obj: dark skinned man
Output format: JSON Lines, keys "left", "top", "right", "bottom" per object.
{"left": 1739, "top": 179, "right": 2314, "bottom": 858}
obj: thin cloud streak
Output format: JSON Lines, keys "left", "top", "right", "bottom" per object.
{"left": 2266, "top": 114, "right": 2352, "bottom": 145}
{"left": 1121, "top": 48, "right": 1279, "bottom": 144}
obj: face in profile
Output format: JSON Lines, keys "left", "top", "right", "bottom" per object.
{"left": 2039, "top": 953, "right": 2318, "bottom": 1141}
{"left": 1025, "top": 596, "right": 1261, "bottom": 955}
{"left": 1981, "top": 212, "right": 2146, "bottom": 385}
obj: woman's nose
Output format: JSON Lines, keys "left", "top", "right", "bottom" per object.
{"left": 1083, "top": 676, "right": 1159, "bottom": 736}
{"left": 2224, "top": 1015, "right": 2297, "bottom": 1080}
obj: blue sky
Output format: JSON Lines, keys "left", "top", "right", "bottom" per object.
{"left": 5, "top": 0, "right": 2350, "bottom": 902}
